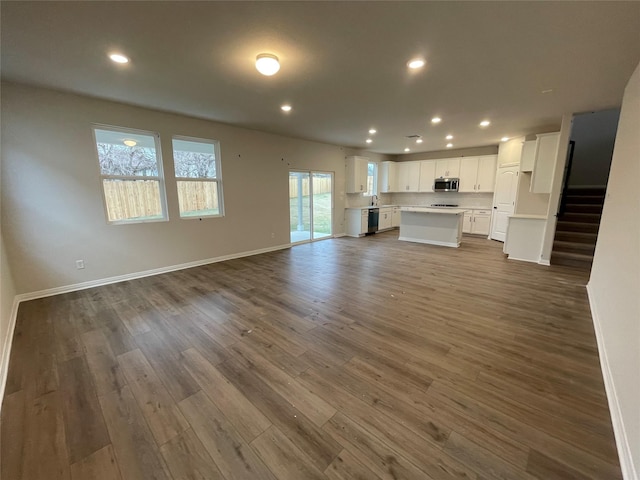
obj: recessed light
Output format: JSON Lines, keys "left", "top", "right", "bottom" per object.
{"left": 416, "top": 138, "right": 423, "bottom": 144}
{"left": 280, "top": 104, "right": 292, "bottom": 112}
{"left": 366, "top": 139, "right": 372, "bottom": 144}
{"left": 541, "top": 89, "right": 553, "bottom": 94}
{"left": 123, "top": 139, "right": 137, "bottom": 147}
{"left": 404, "top": 148, "right": 410, "bottom": 152}
{"left": 256, "top": 53, "right": 280, "bottom": 76}
{"left": 501, "top": 137, "right": 510, "bottom": 142}
{"left": 407, "top": 58, "right": 425, "bottom": 69}
{"left": 446, "top": 143, "right": 453, "bottom": 148}
{"left": 445, "top": 135, "right": 453, "bottom": 140}
{"left": 431, "top": 117, "right": 442, "bottom": 124}
{"left": 109, "top": 53, "right": 129, "bottom": 64}
{"left": 369, "top": 129, "right": 377, "bottom": 134}
{"left": 479, "top": 120, "right": 491, "bottom": 127}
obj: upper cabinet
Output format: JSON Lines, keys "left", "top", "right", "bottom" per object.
{"left": 379, "top": 161, "right": 397, "bottom": 193}
{"left": 418, "top": 160, "right": 436, "bottom": 192}
{"left": 396, "top": 161, "right": 421, "bottom": 192}
{"left": 520, "top": 140, "right": 536, "bottom": 172}
{"left": 497, "top": 137, "right": 525, "bottom": 166}
{"left": 459, "top": 155, "right": 497, "bottom": 192}
{"left": 435, "top": 158, "right": 460, "bottom": 178}
{"left": 345, "top": 156, "right": 368, "bottom": 194}
{"left": 531, "top": 133, "right": 560, "bottom": 194}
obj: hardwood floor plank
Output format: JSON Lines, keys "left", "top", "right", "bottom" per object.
{"left": 81, "top": 328, "right": 127, "bottom": 396}
{"left": 178, "top": 390, "right": 277, "bottom": 480}
{"left": 58, "top": 355, "right": 110, "bottom": 463}
{"left": 99, "top": 385, "right": 171, "bottom": 480}
{"left": 324, "top": 449, "right": 384, "bottom": 480}
{"left": 70, "top": 445, "right": 123, "bottom": 480}
{"left": 180, "top": 348, "right": 272, "bottom": 442}
{"left": 1, "top": 390, "right": 25, "bottom": 480}
{"left": 117, "top": 349, "right": 189, "bottom": 446}
{"left": 525, "top": 448, "right": 591, "bottom": 480}
{"left": 159, "top": 428, "right": 225, "bottom": 480}
{"left": 22, "top": 391, "right": 70, "bottom": 480}
{"left": 250, "top": 425, "right": 327, "bottom": 480}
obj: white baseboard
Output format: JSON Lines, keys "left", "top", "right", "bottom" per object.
{"left": 16, "top": 243, "right": 291, "bottom": 303}
{"left": 538, "top": 259, "right": 551, "bottom": 266}
{"left": 587, "top": 283, "right": 637, "bottom": 480}
{"left": 0, "top": 243, "right": 292, "bottom": 411}
{"left": 0, "top": 297, "right": 20, "bottom": 408}
{"left": 506, "top": 255, "right": 540, "bottom": 264}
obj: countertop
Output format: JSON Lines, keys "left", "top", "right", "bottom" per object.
{"left": 400, "top": 206, "right": 466, "bottom": 214}
{"left": 345, "top": 205, "right": 397, "bottom": 210}
{"left": 509, "top": 214, "right": 547, "bottom": 220}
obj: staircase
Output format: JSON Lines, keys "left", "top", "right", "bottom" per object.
{"left": 551, "top": 187, "right": 606, "bottom": 269}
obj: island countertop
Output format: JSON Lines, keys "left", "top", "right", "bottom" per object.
{"left": 400, "top": 206, "right": 467, "bottom": 215}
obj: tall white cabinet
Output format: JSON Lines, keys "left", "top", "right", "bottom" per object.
{"left": 346, "top": 156, "right": 369, "bottom": 194}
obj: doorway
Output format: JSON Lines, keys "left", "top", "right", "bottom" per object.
{"left": 289, "top": 170, "right": 333, "bottom": 244}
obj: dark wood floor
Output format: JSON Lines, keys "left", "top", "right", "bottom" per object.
{"left": 1, "top": 232, "right": 621, "bottom": 480}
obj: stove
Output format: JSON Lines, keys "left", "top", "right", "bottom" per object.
{"left": 431, "top": 203, "right": 459, "bottom": 207}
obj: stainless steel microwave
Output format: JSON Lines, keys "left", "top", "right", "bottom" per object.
{"left": 434, "top": 178, "right": 459, "bottom": 192}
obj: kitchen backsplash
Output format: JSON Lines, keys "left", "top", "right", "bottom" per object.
{"left": 346, "top": 193, "right": 392, "bottom": 208}
{"left": 390, "top": 192, "right": 493, "bottom": 208}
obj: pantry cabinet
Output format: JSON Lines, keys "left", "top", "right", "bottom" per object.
{"left": 346, "top": 156, "right": 369, "bottom": 194}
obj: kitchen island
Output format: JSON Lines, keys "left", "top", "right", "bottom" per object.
{"left": 398, "top": 206, "right": 466, "bottom": 247}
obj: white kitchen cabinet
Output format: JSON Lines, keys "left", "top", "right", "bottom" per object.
{"left": 435, "top": 158, "right": 460, "bottom": 178}
{"left": 463, "top": 211, "right": 473, "bottom": 233}
{"left": 379, "top": 161, "right": 397, "bottom": 193}
{"left": 476, "top": 155, "right": 497, "bottom": 192}
{"left": 396, "top": 161, "right": 420, "bottom": 192}
{"left": 418, "top": 160, "right": 436, "bottom": 192}
{"left": 378, "top": 207, "right": 393, "bottom": 231}
{"left": 346, "top": 156, "right": 369, "bottom": 194}
{"left": 392, "top": 206, "right": 401, "bottom": 227}
{"left": 531, "top": 132, "right": 560, "bottom": 194}
{"left": 458, "top": 155, "right": 496, "bottom": 192}
{"left": 520, "top": 140, "right": 536, "bottom": 172}
{"left": 459, "top": 157, "right": 479, "bottom": 192}
{"left": 471, "top": 210, "right": 492, "bottom": 235}
{"left": 497, "top": 137, "right": 524, "bottom": 166}
{"left": 345, "top": 208, "right": 369, "bottom": 237}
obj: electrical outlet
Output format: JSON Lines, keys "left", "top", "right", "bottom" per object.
{"left": 271, "top": 232, "right": 275, "bottom": 238}
{"left": 75, "top": 260, "right": 85, "bottom": 269}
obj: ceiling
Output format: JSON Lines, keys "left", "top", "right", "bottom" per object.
{"left": 2, "top": 1, "right": 639, "bottom": 155}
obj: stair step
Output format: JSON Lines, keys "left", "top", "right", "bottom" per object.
{"left": 556, "top": 221, "right": 600, "bottom": 234}
{"left": 555, "top": 231, "right": 598, "bottom": 244}
{"left": 553, "top": 240, "right": 596, "bottom": 255}
{"left": 559, "top": 212, "right": 601, "bottom": 224}
{"left": 565, "top": 187, "right": 606, "bottom": 196}
{"left": 564, "top": 203, "right": 603, "bottom": 214}
{"left": 551, "top": 251, "right": 593, "bottom": 269}
{"left": 565, "top": 194, "right": 606, "bottom": 204}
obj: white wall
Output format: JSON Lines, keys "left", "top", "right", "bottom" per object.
{"left": 1, "top": 81, "right": 353, "bottom": 295}
{"left": 588, "top": 62, "right": 640, "bottom": 480}
{"left": 569, "top": 108, "right": 620, "bottom": 187}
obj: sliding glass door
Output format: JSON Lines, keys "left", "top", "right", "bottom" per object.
{"left": 289, "top": 170, "right": 333, "bottom": 244}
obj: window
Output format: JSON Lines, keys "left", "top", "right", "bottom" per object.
{"left": 365, "top": 162, "right": 378, "bottom": 196}
{"left": 93, "top": 126, "right": 167, "bottom": 224}
{"left": 172, "top": 137, "right": 223, "bottom": 218}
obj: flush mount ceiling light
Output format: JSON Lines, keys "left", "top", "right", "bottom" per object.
{"left": 416, "top": 138, "right": 423, "bottom": 144}
{"left": 123, "top": 139, "right": 137, "bottom": 147}
{"left": 404, "top": 147, "right": 410, "bottom": 152}
{"left": 407, "top": 58, "right": 425, "bottom": 69}
{"left": 369, "top": 129, "right": 377, "bottom": 134}
{"left": 446, "top": 143, "right": 453, "bottom": 148}
{"left": 501, "top": 137, "right": 510, "bottom": 142}
{"left": 479, "top": 120, "right": 491, "bottom": 127}
{"left": 256, "top": 53, "right": 280, "bottom": 76}
{"left": 445, "top": 134, "right": 453, "bottom": 140}
{"left": 280, "top": 104, "right": 292, "bottom": 112}
{"left": 431, "top": 117, "right": 442, "bottom": 124}
{"left": 109, "top": 53, "right": 129, "bottom": 64}
{"left": 366, "top": 139, "right": 372, "bottom": 144}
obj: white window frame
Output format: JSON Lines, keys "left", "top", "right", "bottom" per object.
{"left": 92, "top": 125, "right": 169, "bottom": 225}
{"left": 364, "top": 161, "right": 378, "bottom": 197}
{"left": 172, "top": 135, "right": 224, "bottom": 219}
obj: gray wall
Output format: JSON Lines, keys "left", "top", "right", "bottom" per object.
{"left": 588, "top": 63, "right": 639, "bottom": 478}
{"left": 568, "top": 108, "right": 620, "bottom": 187}
{"left": 0, "top": 82, "right": 353, "bottom": 295}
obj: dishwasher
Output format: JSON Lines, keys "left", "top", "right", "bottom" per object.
{"left": 367, "top": 208, "right": 379, "bottom": 234}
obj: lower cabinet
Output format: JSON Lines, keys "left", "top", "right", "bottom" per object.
{"left": 378, "top": 207, "right": 393, "bottom": 231}
{"left": 345, "top": 209, "right": 369, "bottom": 237}
{"left": 392, "top": 207, "right": 401, "bottom": 227}
{"left": 463, "top": 209, "right": 492, "bottom": 236}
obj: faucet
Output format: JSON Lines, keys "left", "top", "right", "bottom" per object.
{"left": 371, "top": 195, "right": 378, "bottom": 206}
